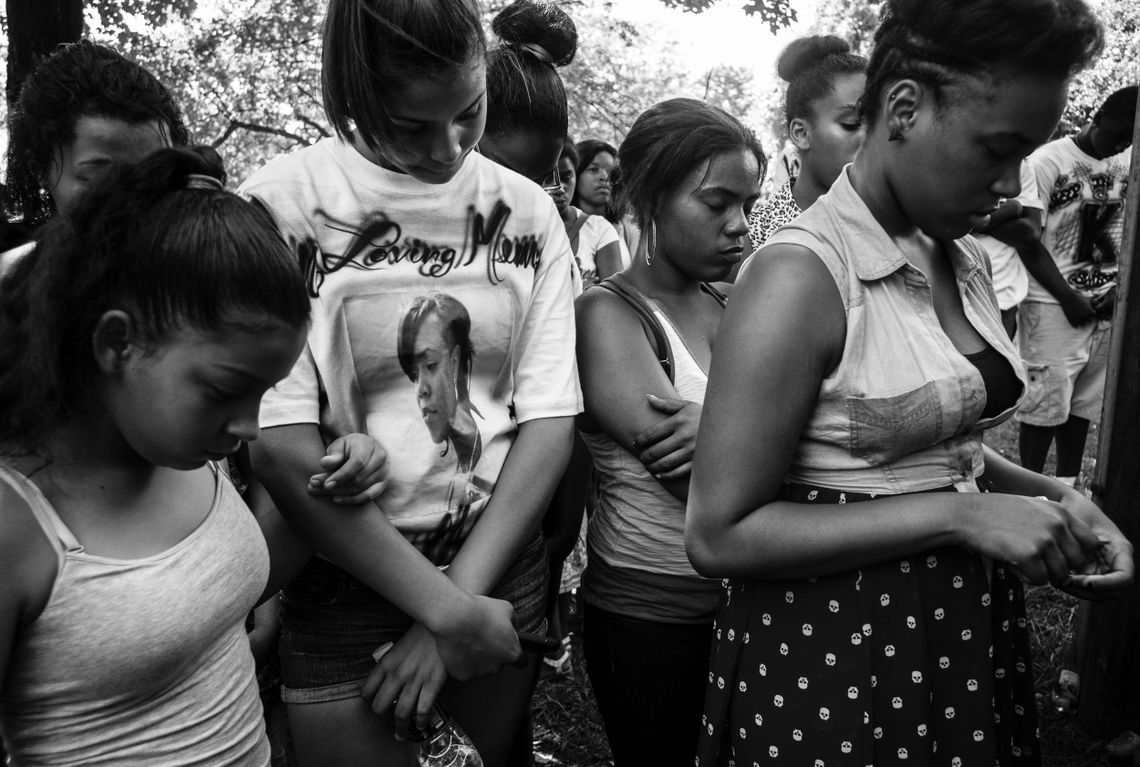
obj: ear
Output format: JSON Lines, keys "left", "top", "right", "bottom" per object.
{"left": 788, "top": 117, "right": 812, "bottom": 152}
{"left": 883, "top": 79, "right": 923, "bottom": 139}
{"left": 92, "top": 310, "right": 139, "bottom": 376}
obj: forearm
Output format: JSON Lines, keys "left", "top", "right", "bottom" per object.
{"left": 981, "top": 444, "right": 1071, "bottom": 501}
{"left": 1019, "top": 241, "right": 1082, "bottom": 304}
{"left": 686, "top": 492, "right": 968, "bottom": 580}
{"left": 445, "top": 416, "right": 575, "bottom": 594}
{"left": 249, "top": 424, "right": 470, "bottom": 634}
{"left": 594, "top": 242, "right": 623, "bottom": 281}
{"left": 247, "top": 479, "right": 315, "bottom": 601}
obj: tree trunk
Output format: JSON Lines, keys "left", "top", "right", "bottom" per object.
{"left": 1078, "top": 84, "right": 1140, "bottom": 739}
{"left": 5, "top": 0, "right": 84, "bottom": 108}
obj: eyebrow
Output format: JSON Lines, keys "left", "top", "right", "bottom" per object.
{"left": 696, "top": 185, "right": 754, "bottom": 198}
{"left": 210, "top": 364, "right": 265, "bottom": 384}
{"left": 389, "top": 91, "right": 486, "bottom": 125}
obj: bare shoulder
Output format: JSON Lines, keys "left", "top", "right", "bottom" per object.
{"left": 0, "top": 470, "right": 60, "bottom": 625}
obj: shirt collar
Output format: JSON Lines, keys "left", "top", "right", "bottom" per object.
{"left": 823, "top": 167, "right": 986, "bottom": 285}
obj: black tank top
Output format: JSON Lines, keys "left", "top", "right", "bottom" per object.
{"left": 964, "top": 344, "right": 1022, "bottom": 419}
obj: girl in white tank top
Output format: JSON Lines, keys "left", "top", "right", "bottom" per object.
{"left": 574, "top": 98, "right": 765, "bottom": 767}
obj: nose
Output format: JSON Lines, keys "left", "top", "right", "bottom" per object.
{"left": 417, "top": 376, "right": 431, "bottom": 401}
{"left": 430, "top": 125, "right": 464, "bottom": 166}
{"left": 227, "top": 410, "right": 260, "bottom": 443}
{"left": 993, "top": 161, "right": 1021, "bottom": 199}
{"left": 726, "top": 204, "right": 750, "bottom": 237}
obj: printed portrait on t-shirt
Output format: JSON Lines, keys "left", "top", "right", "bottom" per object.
{"left": 339, "top": 282, "right": 513, "bottom": 565}
{"left": 397, "top": 293, "right": 492, "bottom": 514}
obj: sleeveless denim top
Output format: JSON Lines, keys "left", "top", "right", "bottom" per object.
{"left": 758, "top": 168, "right": 1026, "bottom": 495}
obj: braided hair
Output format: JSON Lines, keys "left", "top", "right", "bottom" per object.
{"left": 862, "top": 0, "right": 1103, "bottom": 125}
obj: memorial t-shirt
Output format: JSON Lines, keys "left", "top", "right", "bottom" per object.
{"left": 240, "top": 139, "right": 582, "bottom": 565}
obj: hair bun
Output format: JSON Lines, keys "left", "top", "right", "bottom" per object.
{"left": 777, "top": 35, "right": 853, "bottom": 82}
{"left": 492, "top": 0, "right": 578, "bottom": 67}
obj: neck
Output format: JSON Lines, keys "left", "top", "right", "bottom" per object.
{"left": 848, "top": 147, "right": 919, "bottom": 239}
{"left": 39, "top": 416, "right": 159, "bottom": 491}
{"left": 578, "top": 199, "right": 606, "bottom": 217}
{"left": 791, "top": 163, "right": 829, "bottom": 211}
{"left": 625, "top": 257, "right": 703, "bottom": 302}
{"left": 1074, "top": 125, "right": 1101, "bottom": 159}
{"left": 352, "top": 132, "right": 402, "bottom": 172}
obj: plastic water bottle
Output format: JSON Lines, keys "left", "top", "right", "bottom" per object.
{"left": 410, "top": 705, "right": 483, "bottom": 767}
{"left": 372, "top": 642, "right": 483, "bottom": 767}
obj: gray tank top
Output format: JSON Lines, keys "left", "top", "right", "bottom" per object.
{"left": 0, "top": 463, "right": 271, "bottom": 766}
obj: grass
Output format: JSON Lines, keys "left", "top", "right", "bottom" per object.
{"left": 531, "top": 419, "right": 1127, "bottom": 766}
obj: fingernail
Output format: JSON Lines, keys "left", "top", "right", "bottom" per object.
{"left": 325, "top": 480, "right": 337, "bottom": 489}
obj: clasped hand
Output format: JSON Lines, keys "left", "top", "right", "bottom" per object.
{"left": 632, "top": 394, "right": 702, "bottom": 480}
{"left": 971, "top": 492, "right": 1133, "bottom": 600}
{"left": 306, "top": 433, "right": 389, "bottom": 504}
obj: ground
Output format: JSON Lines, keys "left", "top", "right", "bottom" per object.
{"left": 531, "top": 419, "right": 1131, "bottom": 766}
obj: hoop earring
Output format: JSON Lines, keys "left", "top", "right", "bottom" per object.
{"left": 645, "top": 219, "right": 657, "bottom": 266}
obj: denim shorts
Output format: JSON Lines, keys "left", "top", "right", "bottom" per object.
{"left": 278, "top": 534, "right": 548, "bottom": 704}
{"left": 1016, "top": 301, "right": 1111, "bottom": 427}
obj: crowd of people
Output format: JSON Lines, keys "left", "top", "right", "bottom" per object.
{"left": 0, "top": 0, "right": 1135, "bottom": 765}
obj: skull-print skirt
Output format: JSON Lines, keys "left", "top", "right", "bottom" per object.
{"left": 694, "top": 483, "right": 1038, "bottom": 767}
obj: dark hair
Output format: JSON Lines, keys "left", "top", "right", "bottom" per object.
{"left": 570, "top": 139, "right": 618, "bottom": 211}
{"left": 0, "top": 147, "right": 311, "bottom": 451}
{"left": 397, "top": 293, "right": 475, "bottom": 405}
{"left": 617, "top": 98, "right": 766, "bottom": 229}
{"left": 560, "top": 136, "right": 579, "bottom": 168}
{"left": 4, "top": 40, "right": 189, "bottom": 226}
{"left": 778, "top": 35, "right": 867, "bottom": 126}
{"left": 485, "top": 0, "right": 577, "bottom": 140}
{"left": 1095, "top": 85, "right": 1139, "bottom": 125}
{"left": 863, "top": 0, "right": 1103, "bottom": 125}
{"left": 322, "top": 0, "right": 487, "bottom": 155}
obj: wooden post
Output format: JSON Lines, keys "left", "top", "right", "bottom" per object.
{"left": 1078, "top": 84, "right": 1140, "bottom": 738}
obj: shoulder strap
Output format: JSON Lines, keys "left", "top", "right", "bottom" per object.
{"left": 565, "top": 212, "right": 589, "bottom": 257}
{"left": 595, "top": 276, "right": 674, "bottom": 382}
{"left": 700, "top": 282, "right": 728, "bottom": 307}
{"left": 0, "top": 464, "right": 79, "bottom": 554}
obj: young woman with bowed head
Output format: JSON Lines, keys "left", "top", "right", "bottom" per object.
{"left": 747, "top": 35, "right": 867, "bottom": 249}
{"left": 0, "top": 147, "right": 311, "bottom": 765}
{"left": 576, "top": 98, "right": 763, "bottom": 767}
{"left": 1, "top": 40, "right": 185, "bottom": 257}
{"left": 479, "top": 0, "right": 620, "bottom": 286}
{"left": 239, "top": 0, "right": 581, "bottom": 763}
{"left": 479, "top": 0, "right": 620, "bottom": 680}
{"left": 686, "top": 1, "right": 1132, "bottom": 765}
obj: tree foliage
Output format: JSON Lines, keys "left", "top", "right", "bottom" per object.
{"left": 81, "top": 0, "right": 763, "bottom": 180}
{"left": 1061, "top": 0, "right": 1140, "bottom": 134}
{"left": 87, "top": 0, "right": 327, "bottom": 180}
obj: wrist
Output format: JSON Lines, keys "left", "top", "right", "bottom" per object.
{"left": 420, "top": 589, "right": 475, "bottom": 636}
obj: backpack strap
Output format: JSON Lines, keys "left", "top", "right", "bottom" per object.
{"left": 594, "top": 276, "right": 674, "bottom": 383}
{"left": 565, "top": 211, "right": 589, "bottom": 257}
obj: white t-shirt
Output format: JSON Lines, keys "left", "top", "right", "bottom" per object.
{"left": 1024, "top": 137, "right": 1131, "bottom": 304}
{"left": 567, "top": 208, "right": 621, "bottom": 285}
{"left": 240, "top": 139, "right": 582, "bottom": 565}
{"left": 972, "top": 161, "right": 1040, "bottom": 311}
